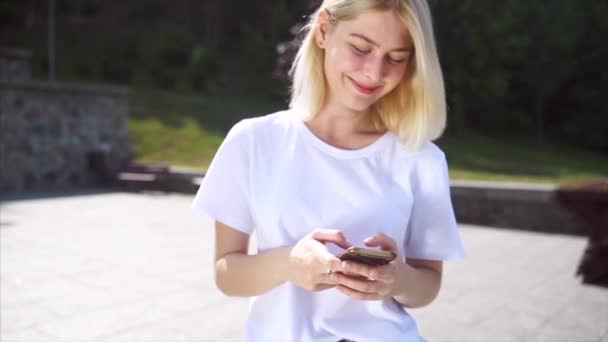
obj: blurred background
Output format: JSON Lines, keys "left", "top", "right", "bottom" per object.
{"left": 1, "top": 0, "right": 607, "bottom": 181}
{"left": 1, "top": 1, "right": 607, "bottom": 341}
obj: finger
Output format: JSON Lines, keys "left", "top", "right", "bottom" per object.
{"left": 364, "top": 232, "right": 398, "bottom": 252}
{"left": 330, "top": 271, "right": 378, "bottom": 294}
{"left": 311, "top": 229, "right": 352, "bottom": 249}
{"left": 326, "top": 257, "right": 343, "bottom": 273}
{"left": 318, "top": 267, "right": 339, "bottom": 284}
{"left": 339, "top": 261, "right": 393, "bottom": 283}
{"left": 367, "top": 264, "right": 395, "bottom": 283}
{"left": 341, "top": 260, "right": 374, "bottom": 279}
{"left": 336, "top": 285, "right": 381, "bottom": 301}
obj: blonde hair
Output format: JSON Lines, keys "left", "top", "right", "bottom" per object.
{"left": 289, "top": 0, "right": 446, "bottom": 152}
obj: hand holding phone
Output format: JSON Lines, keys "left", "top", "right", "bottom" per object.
{"left": 337, "top": 247, "right": 397, "bottom": 266}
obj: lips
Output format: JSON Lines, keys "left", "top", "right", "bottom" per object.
{"left": 347, "top": 76, "right": 381, "bottom": 95}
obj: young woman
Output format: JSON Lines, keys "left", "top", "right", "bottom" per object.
{"left": 192, "top": 1, "right": 464, "bottom": 341}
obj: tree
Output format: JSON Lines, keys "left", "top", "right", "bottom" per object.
{"left": 516, "top": 0, "right": 583, "bottom": 145}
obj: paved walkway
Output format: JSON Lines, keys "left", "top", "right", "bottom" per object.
{"left": 1, "top": 192, "right": 606, "bottom": 341}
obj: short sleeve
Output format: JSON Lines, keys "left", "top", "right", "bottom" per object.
{"left": 190, "top": 119, "right": 254, "bottom": 234}
{"left": 404, "top": 146, "right": 465, "bottom": 260}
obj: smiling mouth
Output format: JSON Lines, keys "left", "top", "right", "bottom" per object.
{"left": 347, "top": 77, "right": 380, "bottom": 95}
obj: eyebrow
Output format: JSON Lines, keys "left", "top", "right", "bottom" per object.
{"left": 349, "top": 33, "right": 413, "bottom": 52}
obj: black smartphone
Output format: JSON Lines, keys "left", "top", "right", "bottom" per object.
{"left": 337, "top": 247, "right": 397, "bottom": 266}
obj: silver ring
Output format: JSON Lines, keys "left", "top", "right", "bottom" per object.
{"left": 326, "top": 269, "right": 333, "bottom": 276}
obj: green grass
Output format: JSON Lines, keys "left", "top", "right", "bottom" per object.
{"left": 129, "top": 87, "right": 608, "bottom": 184}
{"left": 128, "top": 116, "right": 223, "bottom": 168}
{"left": 130, "top": 86, "right": 285, "bottom": 132}
{"left": 437, "top": 133, "right": 608, "bottom": 185}
{"left": 128, "top": 78, "right": 286, "bottom": 168}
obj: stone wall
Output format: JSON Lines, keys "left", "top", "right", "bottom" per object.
{"left": 0, "top": 47, "right": 132, "bottom": 194}
{"left": 0, "top": 47, "right": 31, "bottom": 81}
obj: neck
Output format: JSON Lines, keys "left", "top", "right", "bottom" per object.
{"left": 309, "top": 102, "right": 376, "bottom": 139}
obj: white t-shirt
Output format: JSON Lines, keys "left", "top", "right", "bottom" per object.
{"left": 191, "top": 109, "right": 465, "bottom": 342}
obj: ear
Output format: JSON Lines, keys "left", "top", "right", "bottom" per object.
{"left": 315, "top": 9, "right": 332, "bottom": 49}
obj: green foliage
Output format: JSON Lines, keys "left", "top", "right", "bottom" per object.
{"left": 97, "top": 33, "right": 138, "bottom": 83}
{"left": 431, "top": 0, "right": 607, "bottom": 150}
{"left": 190, "top": 46, "right": 214, "bottom": 90}
{"left": 57, "top": 0, "right": 101, "bottom": 17}
{"left": 40, "top": 27, "right": 136, "bottom": 84}
{"left": 5, "top": 0, "right": 605, "bottom": 151}
{"left": 238, "top": 1, "right": 293, "bottom": 70}
{"left": 133, "top": 26, "right": 191, "bottom": 89}
{"left": 130, "top": 26, "right": 216, "bottom": 91}
{"left": 0, "top": 0, "right": 26, "bottom": 28}
{"left": 551, "top": 1, "right": 608, "bottom": 150}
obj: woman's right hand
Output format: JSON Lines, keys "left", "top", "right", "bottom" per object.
{"left": 287, "top": 229, "right": 351, "bottom": 291}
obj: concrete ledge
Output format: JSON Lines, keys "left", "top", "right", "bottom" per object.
{"left": 124, "top": 173, "right": 595, "bottom": 236}
{"left": 451, "top": 180, "right": 589, "bottom": 236}
{"left": 115, "top": 167, "right": 204, "bottom": 194}
{"left": 451, "top": 180, "right": 556, "bottom": 202}
{"left": 149, "top": 174, "right": 596, "bottom": 236}
{"left": 86, "top": 168, "right": 603, "bottom": 236}
{"left": 166, "top": 168, "right": 205, "bottom": 193}
{"left": 118, "top": 173, "right": 158, "bottom": 182}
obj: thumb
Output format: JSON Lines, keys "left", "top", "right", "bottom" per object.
{"left": 311, "top": 229, "right": 352, "bottom": 249}
{"left": 364, "top": 232, "right": 397, "bottom": 252}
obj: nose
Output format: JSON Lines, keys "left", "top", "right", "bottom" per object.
{"left": 363, "top": 57, "right": 384, "bottom": 84}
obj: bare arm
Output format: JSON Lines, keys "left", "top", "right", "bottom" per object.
{"left": 214, "top": 221, "right": 350, "bottom": 297}
{"left": 214, "top": 221, "right": 291, "bottom": 296}
{"left": 392, "top": 258, "right": 442, "bottom": 308}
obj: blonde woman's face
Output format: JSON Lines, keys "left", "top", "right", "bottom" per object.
{"left": 317, "top": 9, "right": 413, "bottom": 112}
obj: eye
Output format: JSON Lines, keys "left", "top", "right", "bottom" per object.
{"left": 350, "top": 44, "right": 370, "bottom": 55}
{"left": 386, "top": 55, "right": 408, "bottom": 64}
{"left": 389, "top": 49, "right": 414, "bottom": 65}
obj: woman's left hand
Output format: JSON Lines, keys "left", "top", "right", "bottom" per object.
{"left": 330, "top": 232, "right": 404, "bottom": 301}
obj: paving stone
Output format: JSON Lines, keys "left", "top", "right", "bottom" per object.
{"left": 0, "top": 327, "right": 58, "bottom": 341}
{"left": 36, "top": 284, "right": 148, "bottom": 317}
{"left": 471, "top": 304, "right": 548, "bottom": 341}
{"left": 96, "top": 322, "right": 189, "bottom": 341}
{"left": 1, "top": 193, "right": 606, "bottom": 341}
{"left": 0, "top": 302, "right": 60, "bottom": 335}
{"left": 411, "top": 289, "right": 511, "bottom": 328}
{"left": 535, "top": 290, "right": 608, "bottom": 342}
{"left": 34, "top": 297, "right": 178, "bottom": 340}
{"left": 600, "top": 329, "right": 608, "bottom": 342}
{"left": 0, "top": 276, "right": 95, "bottom": 307}
{"left": 167, "top": 298, "right": 249, "bottom": 341}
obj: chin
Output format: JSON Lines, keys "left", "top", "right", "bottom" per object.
{"left": 345, "top": 98, "right": 375, "bottom": 112}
